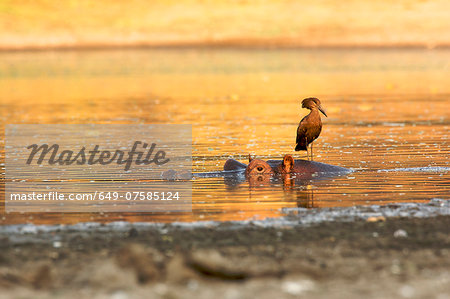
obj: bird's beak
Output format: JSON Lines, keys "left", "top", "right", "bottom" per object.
{"left": 318, "top": 106, "right": 328, "bottom": 117}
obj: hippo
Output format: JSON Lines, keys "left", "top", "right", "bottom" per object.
{"left": 162, "top": 154, "right": 350, "bottom": 183}
{"left": 224, "top": 154, "right": 349, "bottom": 176}
{"left": 222, "top": 154, "right": 294, "bottom": 176}
{"left": 161, "top": 155, "right": 350, "bottom": 208}
{"left": 218, "top": 154, "right": 350, "bottom": 187}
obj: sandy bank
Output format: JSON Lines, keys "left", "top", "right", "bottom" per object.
{"left": 1, "top": 0, "right": 449, "bottom": 51}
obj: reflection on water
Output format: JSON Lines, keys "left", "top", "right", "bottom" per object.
{"left": 0, "top": 48, "right": 449, "bottom": 224}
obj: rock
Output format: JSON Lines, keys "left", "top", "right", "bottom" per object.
{"left": 161, "top": 169, "right": 177, "bottom": 180}
{"left": 175, "top": 170, "right": 193, "bottom": 180}
{"left": 161, "top": 170, "right": 192, "bottom": 180}
{"left": 166, "top": 254, "right": 199, "bottom": 283}
{"left": 188, "top": 250, "right": 247, "bottom": 280}
{"left": 128, "top": 228, "right": 138, "bottom": 238}
{"left": 116, "top": 244, "right": 160, "bottom": 284}
{"left": 186, "top": 249, "right": 283, "bottom": 280}
{"left": 31, "top": 264, "right": 53, "bottom": 290}
{"left": 75, "top": 259, "right": 136, "bottom": 290}
{"left": 0, "top": 268, "right": 22, "bottom": 288}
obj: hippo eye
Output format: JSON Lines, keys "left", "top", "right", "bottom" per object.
{"left": 257, "top": 166, "right": 263, "bottom": 172}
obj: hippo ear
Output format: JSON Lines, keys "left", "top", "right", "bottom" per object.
{"left": 248, "top": 154, "right": 253, "bottom": 162}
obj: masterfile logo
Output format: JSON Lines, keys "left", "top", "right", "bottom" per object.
{"left": 5, "top": 124, "right": 192, "bottom": 213}
{"left": 25, "top": 141, "right": 170, "bottom": 171}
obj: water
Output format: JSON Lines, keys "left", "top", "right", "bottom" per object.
{"left": 0, "top": 48, "right": 449, "bottom": 224}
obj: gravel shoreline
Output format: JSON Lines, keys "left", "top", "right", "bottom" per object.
{"left": 0, "top": 200, "right": 449, "bottom": 298}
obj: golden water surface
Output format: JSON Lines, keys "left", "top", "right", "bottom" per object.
{"left": 0, "top": 48, "right": 449, "bottom": 224}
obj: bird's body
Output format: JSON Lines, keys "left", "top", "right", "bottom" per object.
{"left": 295, "top": 109, "right": 322, "bottom": 151}
{"left": 295, "top": 97, "right": 327, "bottom": 160}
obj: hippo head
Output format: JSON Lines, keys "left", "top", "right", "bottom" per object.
{"left": 245, "top": 155, "right": 274, "bottom": 176}
{"left": 279, "top": 155, "right": 294, "bottom": 173}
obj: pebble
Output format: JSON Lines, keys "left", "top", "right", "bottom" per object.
{"left": 52, "top": 241, "right": 62, "bottom": 248}
{"left": 281, "top": 279, "right": 315, "bottom": 295}
{"left": 394, "top": 229, "right": 408, "bottom": 238}
{"left": 366, "top": 216, "right": 386, "bottom": 222}
{"left": 429, "top": 198, "right": 446, "bottom": 207}
{"left": 20, "top": 226, "right": 38, "bottom": 234}
{"left": 187, "top": 279, "right": 199, "bottom": 290}
{"left": 153, "top": 283, "right": 169, "bottom": 295}
{"left": 110, "top": 291, "right": 129, "bottom": 299}
{"left": 399, "top": 285, "right": 415, "bottom": 298}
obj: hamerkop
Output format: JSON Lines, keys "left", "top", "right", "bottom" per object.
{"left": 295, "top": 97, "right": 327, "bottom": 161}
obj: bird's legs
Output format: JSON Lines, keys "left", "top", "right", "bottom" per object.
{"left": 310, "top": 142, "right": 314, "bottom": 161}
{"left": 305, "top": 137, "right": 310, "bottom": 161}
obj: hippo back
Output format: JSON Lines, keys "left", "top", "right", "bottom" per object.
{"left": 266, "top": 159, "right": 350, "bottom": 174}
